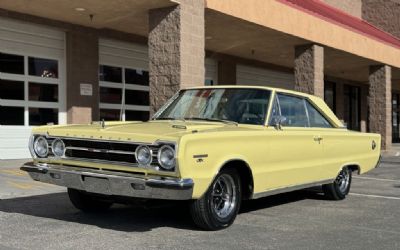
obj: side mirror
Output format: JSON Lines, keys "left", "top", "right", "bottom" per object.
{"left": 274, "top": 116, "right": 287, "bottom": 130}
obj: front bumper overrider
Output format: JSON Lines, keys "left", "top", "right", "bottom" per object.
{"left": 21, "top": 162, "right": 194, "bottom": 200}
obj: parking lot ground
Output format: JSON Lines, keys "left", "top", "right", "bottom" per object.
{"left": 0, "top": 158, "right": 399, "bottom": 250}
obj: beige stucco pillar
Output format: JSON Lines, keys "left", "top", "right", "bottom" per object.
{"left": 368, "top": 65, "right": 392, "bottom": 150}
{"left": 66, "top": 30, "right": 99, "bottom": 124}
{"left": 294, "top": 44, "right": 324, "bottom": 98}
{"left": 148, "top": 1, "right": 205, "bottom": 115}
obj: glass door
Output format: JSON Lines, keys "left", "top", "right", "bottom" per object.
{"left": 393, "top": 93, "right": 400, "bottom": 143}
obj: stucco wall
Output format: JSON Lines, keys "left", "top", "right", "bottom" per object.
{"left": 322, "top": 0, "right": 362, "bottom": 18}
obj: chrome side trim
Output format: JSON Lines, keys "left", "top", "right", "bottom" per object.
{"left": 251, "top": 179, "right": 334, "bottom": 199}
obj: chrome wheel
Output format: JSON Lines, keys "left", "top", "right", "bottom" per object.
{"left": 211, "top": 174, "right": 237, "bottom": 219}
{"left": 336, "top": 168, "right": 350, "bottom": 194}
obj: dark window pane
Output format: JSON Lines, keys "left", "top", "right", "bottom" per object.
{"left": 125, "top": 69, "right": 149, "bottom": 86}
{"left": 99, "top": 65, "right": 122, "bottom": 83}
{"left": 324, "top": 82, "right": 336, "bottom": 112}
{"left": 277, "top": 94, "right": 308, "bottom": 127}
{"left": 0, "top": 79, "right": 24, "bottom": 100}
{"left": 28, "top": 57, "right": 58, "bottom": 78}
{"left": 29, "top": 83, "right": 58, "bottom": 102}
{"left": 0, "top": 52, "right": 24, "bottom": 74}
{"left": 100, "top": 87, "right": 122, "bottom": 104}
{"left": 125, "top": 90, "right": 149, "bottom": 106}
{"left": 0, "top": 106, "right": 24, "bottom": 125}
{"left": 29, "top": 108, "right": 58, "bottom": 125}
{"left": 100, "top": 109, "right": 120, "bottom": 121}
{"left": 125, "top": 110, "right": 149, "bottom": 121}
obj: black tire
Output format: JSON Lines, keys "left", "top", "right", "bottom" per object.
{"left": 323, "top": 167, "right": 352, "bottom": 200}
{"left": 190, "top": 168, "right": 242, "bottom": 230}
{"left": 68, "top": 188, "right": 113, "bottom": 212}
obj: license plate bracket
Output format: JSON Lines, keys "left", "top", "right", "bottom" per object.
{"left": 82, "top": 176, "right": 112, "bottom": 195}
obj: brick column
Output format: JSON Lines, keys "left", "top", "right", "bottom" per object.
{"left": 294, "top": 44, "right": 324, "bottom": 98}
{"left": 148, "top": 1, "right": 205, "bottom": 114}
{"left": 218, "top": 60, "right": 236, "bottom": 85}
{"left": 368, "top": 65, "right": 392, "bottom": 150}
{"left": 66, "top": 30, "right": 99, "bottom": 124}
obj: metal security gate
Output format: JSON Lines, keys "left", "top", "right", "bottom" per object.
{"left": 236, "top": 64, "right": 294, "bottom": 90}
{"left": 0, "top": 17, "right": 65, "bottom": 159}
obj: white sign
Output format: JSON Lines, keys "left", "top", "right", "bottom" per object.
{"left": 80, "top": 83, "right": 93, "bottom": 96}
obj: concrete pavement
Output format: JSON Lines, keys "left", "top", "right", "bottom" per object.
{"left": 0, "top": 157, "right": 399, "bottom": 250}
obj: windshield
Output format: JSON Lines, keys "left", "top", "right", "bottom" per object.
{"left": 154, "top": 88, "right": 271, "bottom": 125}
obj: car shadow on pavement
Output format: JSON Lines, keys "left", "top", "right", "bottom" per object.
{"left": 0, "top": 189, "right": 326, "bottom": 232}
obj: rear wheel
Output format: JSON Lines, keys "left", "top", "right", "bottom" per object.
{"left": 68, "top": 188, "right": 113, "bottom": 212}
{"left": 190, "top": 168, "right": 242, "bottom": 230}
{"left": 323, "top": 167, "right": 352, "bottom": 200}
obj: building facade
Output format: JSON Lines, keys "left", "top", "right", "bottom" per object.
{"left": 0, "top": 0, "right": 399, "bottom": 159}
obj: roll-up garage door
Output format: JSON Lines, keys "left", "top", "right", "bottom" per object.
{"left": 0, "top": 17, "right": 65, "bottom": 159}
{"left": 236, "top": 64, "right": 294, "bottom": 90}
{"left": 98, "top": 38, "right": 150, "bottom": 121}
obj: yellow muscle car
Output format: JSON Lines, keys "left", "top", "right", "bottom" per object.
{"left": 21, "top": 86, "right": 381, "bottom": 230}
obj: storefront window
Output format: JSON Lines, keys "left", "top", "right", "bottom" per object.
{"left": 0, "top": 106, "right": 24, "bottom": 125}
{"left": 344, "top": 85, "right": 360, "bottom": 131}
{"left": 29, "top": 108, "right": 58, "bottom": 125}
{"left": 393, "top": 93, "right": 400, "bottom": 143}
{"left": 29, "top": 82, "right": 58, "bottom": 102}
{"left": 28, "top": 57, "right": 58, "bottom": 78}
{"left": 0, "top": 52, "right": 24, "bottom": 75}
{"left": 0, "top": 79, "right": 24, "bottom": 100}
{"left": 99, "top": 65, "right": 150, "bottom": 121}
{"left": 99, "top": 65, "right": 122, "bottom": 83}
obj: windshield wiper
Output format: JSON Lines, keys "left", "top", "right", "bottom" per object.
{"left": 184, "top": 117, "right": 238, "bottom": 126}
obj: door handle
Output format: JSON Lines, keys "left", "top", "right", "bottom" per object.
{"left": 313, "top": 136, "right": 323, "bottom": 143}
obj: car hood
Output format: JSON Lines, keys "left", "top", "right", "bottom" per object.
{"left": 33, "top": 120, "right": 241, "bottom": 143}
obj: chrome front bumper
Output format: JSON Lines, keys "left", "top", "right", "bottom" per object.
{"left": 21, "top": 162, "right": 194, "bottom": 200}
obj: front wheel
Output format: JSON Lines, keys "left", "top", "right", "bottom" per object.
{"left": 323, "top": 167, "right": 352, "bottom": 200}
{"left": 190, "top": 168, "right": 242, "bottom": 230}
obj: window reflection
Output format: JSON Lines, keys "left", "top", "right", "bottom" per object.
{"left": 100, "top": 109, "right": 120, "bottom": 121}
{"left": 125, "top": 69, "right": 149, "bottom": 86}
{"left": 125, "top": 90, "right": 149, "bottom": 105}
{"left": 99, "top": 65, "right": 122, "bottom": 83}
{"left": 125, "top": 110, "right": 149, "bottom": 121}
{"left": 28, "top": 57, "right": 58, "bottom": 78}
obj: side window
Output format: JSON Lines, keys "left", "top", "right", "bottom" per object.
{"left": 305, "top": 101, "right": 333, "bottom": 128}
{"left": 277, "top": 94, "right": 309, "bottom": 127}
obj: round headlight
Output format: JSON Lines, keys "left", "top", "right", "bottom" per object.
{"left": 135, "top": 145, "right": 152, "bottom": 166}
{"left": 52, "top": 139, "right": 65, "bottom": 157}
{"left": 34, "top": 136, "right": 49, "bottom": 158}
{"left": 158, "top": 145, "right": 175, "bottom": 170}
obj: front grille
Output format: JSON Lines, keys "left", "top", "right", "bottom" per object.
{"left": 57, "top": 138, "right": 161, "bottom": 166}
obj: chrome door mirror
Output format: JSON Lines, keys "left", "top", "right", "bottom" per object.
{"left": 274, "top": 116, "right": 287, "bottom": 130}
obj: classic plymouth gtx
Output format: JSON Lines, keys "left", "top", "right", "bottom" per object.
{"left": 22, "top": 86, "right": 381, "bottom": 230}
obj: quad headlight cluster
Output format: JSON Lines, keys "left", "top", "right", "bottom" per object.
{"left": 30, "top": 136, "right": 65, "bottom": 158}
{"left": 135, "top": 144, "right": 176, "bottom": 171}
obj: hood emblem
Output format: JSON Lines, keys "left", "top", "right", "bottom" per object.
{"left": 101, "top": 119, "right": 106, "bottom": 129}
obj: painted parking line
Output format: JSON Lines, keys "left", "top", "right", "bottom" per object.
{"left": 353, "top": 176, "right": 399, "bottom": 182}
{"left": 0, "top": 169, "right": 26, "bottom": 176}
{"left": 350, "top": 193, "right": 400, "bottom": 200}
